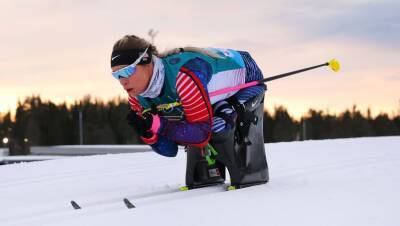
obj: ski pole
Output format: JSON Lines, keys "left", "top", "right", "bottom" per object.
{"left": 209, "top": 59, "right": 340, "bottom": 97}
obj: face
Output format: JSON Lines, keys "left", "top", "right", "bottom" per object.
{"left": 112, "top": 63, "right": 154, "bottom": 97}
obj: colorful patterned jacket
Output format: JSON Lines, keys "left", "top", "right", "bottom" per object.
{"left": 129, "top": 48, "right": 249, "bottom": 157}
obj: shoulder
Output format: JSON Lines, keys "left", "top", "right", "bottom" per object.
{"left": 182, "top": 57, "right": 212, "bottom": 75}
{"left": 179, "top": 57, "right": 213, "bottom": 87}
{"left": 162, "top": 52, "right": 213, "bottom": 76}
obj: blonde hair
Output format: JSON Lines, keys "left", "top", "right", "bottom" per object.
{"left": 158, "top": 46, "right": 222, "bottom": 59}
{"left": 112, "top": 35, "right": 222, "bottom": 59}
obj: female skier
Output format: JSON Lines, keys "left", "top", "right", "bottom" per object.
{"left": 111, "top": 35, "right": 268, "bottom": 189}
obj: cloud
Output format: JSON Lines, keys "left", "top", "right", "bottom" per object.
{"left": 264, "top": 0, "right": 400, "bottom": 48}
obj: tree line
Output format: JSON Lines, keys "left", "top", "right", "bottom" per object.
{"left": 1, "top": 96, "right": 399, "bottom": 154}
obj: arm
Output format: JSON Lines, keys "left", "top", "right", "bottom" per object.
{"left": 128, "top": 96, "right": 179, "bottom": 157}
{"left": 128, "top": 58, "right": 213, "bottom": 155}
{"left": 158, "top": 58, "right": 213, "bottom": 147}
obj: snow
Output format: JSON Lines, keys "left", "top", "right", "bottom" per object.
{"left": 0, "top": 136, "right": 399, "bottom": 226}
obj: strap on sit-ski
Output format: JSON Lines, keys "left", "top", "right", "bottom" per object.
{"left": 202, "top": 144, "right": 219, "bottom": 166}
{"left": 227, "top": 97, "right": 258, "bottom": 145}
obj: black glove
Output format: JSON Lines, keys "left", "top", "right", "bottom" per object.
{"left": 126, "top": 110, "right": 154, "bottom": 138}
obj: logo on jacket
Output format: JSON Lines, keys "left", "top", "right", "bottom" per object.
{"left": 214, "top": 48, "right": 233, "bottom": 57}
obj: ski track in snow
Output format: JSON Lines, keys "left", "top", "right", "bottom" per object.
{"left": 0, "top": 185, "right": 227, "bottom": 226}
{"left": 0, "top": 136, "right": 399, "bottom": 226}
{"left": 0, "top": 157, "right": 177, "bottom": 188}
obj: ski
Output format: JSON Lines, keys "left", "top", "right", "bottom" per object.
{"left": 123, "top": 198, "right": 136, "bottom": 209}
{"left": 71, "top": 200, "right": 81, "bottom": 210}
{"left": 71, "top": 199, "right": 135, "bottom": 210}
{"left": 70, "top": 183, "right": 231, "bottom": 210}
{"left": 179, "top": 182, "right": 226, "bottom": 191}
{"left": 227, "top": 181, "right": 268, "bottom": 191}
{"left": 180, "top": 183, "right": 255, "bottom": 191}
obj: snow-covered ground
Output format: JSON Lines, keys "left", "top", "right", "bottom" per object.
{"left": 0, "top": 136, "right": 399, "bottom": 226}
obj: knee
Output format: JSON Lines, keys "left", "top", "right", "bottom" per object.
{"left": 212, "top": 100, "right": 236, "bottom": 133}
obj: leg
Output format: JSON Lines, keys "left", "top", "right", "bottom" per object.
{"left": 211, "top": 92, "right": 269, "bottom": 188}
{"left": 184, "top": 100, "right": 235, "bottom": 189}
{"left": 185, "top": 146, "right": 226, "bottom": 189}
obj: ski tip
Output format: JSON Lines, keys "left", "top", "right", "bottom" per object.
{"left": 71, "top": 200, "right": 81, "bottom": 210}
{"left": 123, "top": 198, "right": 136, "bottom": 209}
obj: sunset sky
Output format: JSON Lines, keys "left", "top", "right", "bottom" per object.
{"left": 1, "top": 0, "right": 399, "bottom": 119}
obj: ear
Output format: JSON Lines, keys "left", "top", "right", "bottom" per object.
{"left": 142, "top": 63, "right": 154, "bottom": 82}
{"left": 145, "top": 61, "right": 155, "bottom": 74}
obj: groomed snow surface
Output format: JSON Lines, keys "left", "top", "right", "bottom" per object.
{"left": 0, "top": 137, "right": 399, "bottom": 226}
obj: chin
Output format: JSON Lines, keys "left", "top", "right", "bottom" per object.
{"left": 128, "top": 90, "right": 139, "bottom": 97}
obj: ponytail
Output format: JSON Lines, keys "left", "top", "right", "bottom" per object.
{"left": 112, "top": 35, "right": 222, "bottom": 61}
{"left": 158, "top": 46, "right": 222, "bottom": 59}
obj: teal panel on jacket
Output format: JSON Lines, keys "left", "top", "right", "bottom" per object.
{"left": 136, "top": 49, "right": 245, "bottom": 118}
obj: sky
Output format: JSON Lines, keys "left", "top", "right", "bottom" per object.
{"left": 0, "top": 0, "right": 399, "bottom": 119}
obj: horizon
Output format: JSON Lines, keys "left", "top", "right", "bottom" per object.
{"left": 1, "top": 0, "right": 399, "bottom": 119}
{"left": 1, "top": 94, "right": 398, "bottom": 121}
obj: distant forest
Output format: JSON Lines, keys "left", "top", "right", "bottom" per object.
{"left": 1, "top": 95, "right": 399, "bottom": 154}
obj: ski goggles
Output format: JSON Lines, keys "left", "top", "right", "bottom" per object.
{"left": 111, "top": 47, "right": 149, "bottom": 80}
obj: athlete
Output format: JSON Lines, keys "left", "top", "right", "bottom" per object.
{"left": 111, "top": 35, "right": 269, "bottom": 188}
